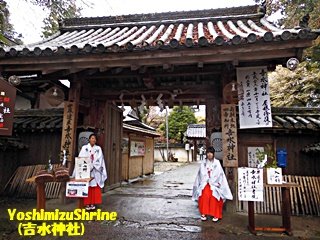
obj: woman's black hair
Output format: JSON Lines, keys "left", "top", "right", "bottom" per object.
{"left": 206, "top": 146, "right": 215, "bottom": 154}
{"left": 88, "top": 133, "right": 97, "bottom": 140}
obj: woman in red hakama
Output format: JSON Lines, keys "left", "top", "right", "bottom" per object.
{"left": 78, "top": 134, "right": 107, "bottom": 211}
{"left": 192, "top": 147, "right": 233, "bottom": 222}
{"left": 83, "top": 185, "right": 102, "bottom": 206}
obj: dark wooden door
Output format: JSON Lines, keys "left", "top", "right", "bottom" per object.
{"left": 104, "top": 104, "right": 123, "bottom": 190}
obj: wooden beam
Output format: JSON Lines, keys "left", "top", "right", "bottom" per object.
{"left": 91, "top": 84, "right": 215, "bottom": 95}
{"left": 93, "top": 93, "right": 213, "bottom": 104}
{"left": 130, "top": 64, "right": 140, "bottom": 71}
{"left": 86, "top": 63, "right": 223, "bottom": 80}
{"left": 99, "top": 66, "right": 110, "bottom": 72}
{"left": 232, "top": 59, "right": 239, "bottom": 66}
{"left": 43, "top": 68, "right": 83, "bottom": 78}
{"left": 163, "top": 64, "right": 171, "bottom": 70}
{"left": 67, "top": 68, "right": 83, "bottom": 74}
{"left": 86, "top": 68, "right": 99, "bottom": 76}
{"left": 295, "top": 48, "right": 304, "bottom": 62}
{"left": 96, "top": 93, "right": 214, "bottom": 100}
{"left": 42, "top": 69, "right": 60, "bottom": 75}
{"left": 139, "top": 66, "right": 148, "bottom": 74}
{"left": 85, "top": 69, "right": 221, "bottom": 80}
{"left": 2, "top": 48, "right": 297, "bottom": 72}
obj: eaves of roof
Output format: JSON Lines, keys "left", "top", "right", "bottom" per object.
{"left": 1, "top": 6, "right": 318, "bottom": 58}
{"left": 123, "top": 123, "right": 160, "bottom": 137}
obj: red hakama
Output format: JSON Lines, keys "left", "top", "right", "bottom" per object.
{"left": 83, "top": 186, "right": 102, "bottom": 205}
{"left": 198, "top": 183, "right": 224, "bottom": 219}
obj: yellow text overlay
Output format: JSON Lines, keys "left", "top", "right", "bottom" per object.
{"left": 8, "top": 208, "right": 118, "bottom": 237}
{"left": 8, "top": 208, "right": 117, "bottom": 221}
{"left": 18, "top": 222, "right": 84, "bottom": 236}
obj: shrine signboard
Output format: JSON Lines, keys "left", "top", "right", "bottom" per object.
{"left": 60, "top": 101, "right": 76, "bottom": 162}
{"left": 221, "top": 104, "right": 238, "bottom": 167}
{"left": 0, "top": 79, "right": 16, "bottom": 136}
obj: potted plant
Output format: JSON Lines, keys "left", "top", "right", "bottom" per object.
{"left": 256, "top": 144, "right": 282, "bottom": 184}
{"left": 256, "top": 144, "right": 277, "bottom": 168}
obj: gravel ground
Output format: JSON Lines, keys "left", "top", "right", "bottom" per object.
{"left": 153, "top": 161, "right": 188, "bottom": 173}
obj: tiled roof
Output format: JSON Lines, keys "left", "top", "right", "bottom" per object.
{"left": 185, "top": 124, "right": 206, "bottom": 138}
{"left": 63, "top": 5, "right": 260, "bottom": 27}
{"left": 124, "top": 116, "right": 158, "bottom": 133}
{"left": 1, "top": 5, "right": 317, "bottom": 57}
{"left": 0, "top": 137, "right": 28, "bottom": 150}
{"left": 186, "top": 108, "right": 320, "bottom": 137}
{"left": 123, "top": 123, "right": 160, "bottom": 137}
{"left": 11, "top": 108, "right": 159, "bottom": 137}
{"left": 123, "top": 108, "right": 158, "bottom": 135}
{"left": 270, "top": 107, "right": 320, "bottom": 130}
{"left": 12, "top": 108, "right": 64, "bottom": 132}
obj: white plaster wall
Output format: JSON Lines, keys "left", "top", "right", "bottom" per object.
{"left": 154, "top": 147, "right": 192, "bottom": 162}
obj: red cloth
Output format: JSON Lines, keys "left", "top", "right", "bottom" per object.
{"left": 198, "top": 183, "right": 224, "bottom": 219}
{"left": 84, "top": 186, "right": 102, "bottom": 205}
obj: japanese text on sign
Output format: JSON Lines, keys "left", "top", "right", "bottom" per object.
{"left": 238, "top": 167, "right": 264, "bottom": 202}
{"left": 0, "top": 79, "right": 16, "bottom": 136}
{"left": 60, "top": 102, "right": 76, "bottom": 162}
{"left": 267, "top": 167, "right": 283, "bottom": 185}
{"left": 247, "top": 147, "right": 264, "bottom": 168}
{"left": 237, "top": 67, "right": 273, "bottom": 129}
{"left": 221, "top": 104, "right": 238, "bottom": 167}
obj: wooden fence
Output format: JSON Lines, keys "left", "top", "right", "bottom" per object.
{"left": 4, "top": 164, "right": 62, "bottom": 199}
{"left": 237, "top": 175, "right": 320, "bottom": 216}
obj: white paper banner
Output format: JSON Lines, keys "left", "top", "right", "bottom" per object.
{"left": 237, "top": 67, "right": 272, "bottom": 129}
{"left": 238, "top": 167, "right": 264, "bottom": 202}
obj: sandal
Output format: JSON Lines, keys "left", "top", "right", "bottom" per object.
{"left": 212, "top": 217, "right": 219, "bottom": 222}
{"left": 200, "top": 215, "right": 207, "bottom": 221}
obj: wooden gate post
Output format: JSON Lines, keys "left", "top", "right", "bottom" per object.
{"left": 205, "top": 97, "right": 222, "bottom": 148}
{"left": 60, "top": 80, "right": 81, "bottom": 204}
{"left": 66, "top": 80, "right": 81, "bottom": 164}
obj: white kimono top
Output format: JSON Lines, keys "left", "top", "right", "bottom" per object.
{"left": 192, "top": 158, "right": 233, "bottom": 202}
{"left": 78, "top": 143, "right": 108, "bottom": 188}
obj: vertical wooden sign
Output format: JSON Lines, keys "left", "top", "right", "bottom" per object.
{"left": 221, "top": 104, "right": 238, "bottom": 167}
{"left": 0, "top": 79, "right": 16, "bottom": 136}
{"left": 60, "top": 101, "right": 76, "bottom": 162}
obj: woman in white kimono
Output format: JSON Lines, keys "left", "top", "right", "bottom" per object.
{"left": 192, "top": 147, "right": 233, "bottom": 222}
{"left": 78, "top": 134, "right": 107, "bottom": 210}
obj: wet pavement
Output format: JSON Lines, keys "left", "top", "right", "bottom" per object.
{"left": 1, "top": 162, "right": 320, "bottom": 239}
